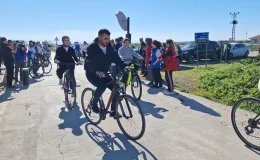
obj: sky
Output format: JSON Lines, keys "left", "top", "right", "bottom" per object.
{"left": 0, "top": 0, "right": 259, "bottom": 43}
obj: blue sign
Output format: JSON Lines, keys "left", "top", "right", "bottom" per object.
{"left": 195, "top": 32, "right": 209, "bottom": 43}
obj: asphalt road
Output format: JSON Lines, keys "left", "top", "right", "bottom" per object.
{"left": 0, "top": 54, "right": 259, "bottom": 160}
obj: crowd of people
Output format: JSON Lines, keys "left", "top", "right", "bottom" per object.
{"left": 110, "top": 36, "right": 179, "bottom": 95}
{"left": 0, "top": 37, "right": 51, "bottom": 88}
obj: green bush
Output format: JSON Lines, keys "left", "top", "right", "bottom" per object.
{"left": 199, "top": 58, "right": 260, "bottom": 112}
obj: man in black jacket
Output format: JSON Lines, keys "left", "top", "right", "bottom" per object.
{"left": 0, "top": 37, "right": 15, "bottom": 88}
{"left": 139, "top": 38, "right": 147, "bottom": 75}
{"left": 54, "top": 36, "right": 80, "bottom": 87}
{"left": 84, "top": 29, "right": 126, "bottom": 118}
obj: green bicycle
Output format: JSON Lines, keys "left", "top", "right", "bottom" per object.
{"left": 121, "top": 59, "right": 142, "bottom": 101}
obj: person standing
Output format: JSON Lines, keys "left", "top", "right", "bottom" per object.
{"left": 139, "top": 38, "right": 146, "bottom": 75}
{"left": 14, "top": 45, "right": 26, "bottom": 83}
{"left": 115, "top": 38, "right": 122, "bottom": 53}
{"left": 145, "top": 38, "right": 153, "bottom": 85}
{"left": 110, "top": 39, "right": 115, "bottom": 49}
{"left": 0, "top": 37, "right": 15, "bottom": 88}
{"left": 81, "top": 41, "right": 88, "bottom": 58}
{"left": 154, "top": 39, "right": 178, "bottom": 94}
{"left": 150, "top": 40, "right": 162, "bottom": 88}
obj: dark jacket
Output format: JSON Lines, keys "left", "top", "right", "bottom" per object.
{"left": 54, "top": 45, "right": 79, "bottom": 63}
{"left": 0, "top": 43, "right": 14, "bottom": 67}
{"left": 139, "top": 42, "right": 146, "bottom": 57}
{"left": 115, "top": 42, "right": 122, "bottom": 53}
{"left": 84, "top": 38, "right": 125, "bottom": 73}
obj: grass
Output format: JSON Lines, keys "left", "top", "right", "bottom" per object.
{"left": 140, "top": 60, "right": 257, "bottom": 105}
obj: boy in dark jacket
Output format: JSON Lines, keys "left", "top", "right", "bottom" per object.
{"left": 0, "top": 37, "right": 15, "bottom": 88}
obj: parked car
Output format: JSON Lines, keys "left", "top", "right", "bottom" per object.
{"left": 181, "top": 41, "right": 221, "bottom": 64}
{"left": 229, "top": 43, "right": 250, "bottom": 58}
{"left": 133, "top": 48, "right": 139, "bottom": 54}
{"left": 162, "top": 43, "right": 183, "bottom": 65}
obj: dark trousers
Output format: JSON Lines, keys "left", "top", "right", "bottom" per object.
{"left": 86, "top": 70, "right": 118, "bottom": 111}
{"left": 141, "top": 60, "right": 146, "bottom": 74}
{"left": 15, "top": 61, "right": 25, "bottom": 81}
{"left": 82, "top": 51, "right": 86, "bottom": 58}
{"left": 152, "top": 68, "right": 162, "bottom": 86}
{"left": 6, "top": 65, "right": 14, "bottom": 87}
{"left": 57, "top": 65, "right": 76, "bottom": 89}
{"left": 165, "top": 70, "right": 174, "bottom": 92}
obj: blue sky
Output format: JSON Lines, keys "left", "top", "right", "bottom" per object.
{"left": 0, "top": 0, "right": 259, "bottom": 43}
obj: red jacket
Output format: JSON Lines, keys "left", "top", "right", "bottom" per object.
{"left": 145, "top": 45, "right": 152, "bottom": 64}
{"left": 158, "top": 47, "right": 178, "bottom": 71}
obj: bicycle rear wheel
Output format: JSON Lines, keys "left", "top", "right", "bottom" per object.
{"left": 231, "top": 97, "right": 260, "bottom": 150}
{"left": 116, "top": 94, "right": 146, "bottom": 140}
{"left": 29, "top": 63, "right": 44, "bottom": 79}
{"left": 131, "top": 74, "right": 142, "bottom": 100}
{"left": 43, "top": 60, "right": 52, "bottom": 74}
{"left": 64, "top": 73, "right": 76, "bottom": 109}
{"left": 81, "top": 88, "right": 102, "bottom": 125}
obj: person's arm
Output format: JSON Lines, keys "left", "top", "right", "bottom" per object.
{"left": 153, "top": 49, "right": 162, "bottom": 65}
{"left": 118, "top": 47, "right": 124, "bottom": 60}
{"left": 54, "top": 47, "right": 60, "bottom": 61}
{"left": 130, "top": 47, "right": 143, "bottom": 60}
{"left": 162, "top": 50, "right": 173, "bottom": 58}
{"left": 71, "top": 48, "right": 79, "bottom": 62}
{"left": 112, "top": 50, "right": 126, "bottom": 69}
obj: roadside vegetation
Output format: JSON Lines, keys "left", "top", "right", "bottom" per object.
{"left": 143, "top": 57, "right": 260, "bottom": 112}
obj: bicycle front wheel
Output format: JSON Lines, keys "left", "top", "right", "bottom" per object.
{"left": 231, "top": 97, "right": 260, "bottom": 150}
{"left": 29, "top": 63, "right": 44, "bottom": 79}
{"left": 64, "top": 74, "right": 76, "bottom": 109}
{"left": 81, "top": 88, "right": 102, "bottom": 125}
{"left": 116, "top": 94, "right": 146, "bottom": 140}
{"left": 131, "top": 74, "right": 142, "bottom": 100}
{"left": 43, "top": 60, "right": 52, "bottom": 74}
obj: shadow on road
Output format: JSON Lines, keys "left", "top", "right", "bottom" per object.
{"left": 58, "top": 104, "right": 87, "bottom": 136}
{"left": 85, "top": 123, "right": 158, "bottom": 160}
{"left": 138, "top": 100, "right": 168, "bottom": 119}
{"left": 169, "top": 93, "right": 221, "bottom": 117}
{"left": 245, "top": 145, "right": 260, "bottom": 156}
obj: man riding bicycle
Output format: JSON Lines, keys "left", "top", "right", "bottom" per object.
{"left": 84, "top": 29, "right": 127, "bottom": 118}
{"left": 54, "top": 36, "right": 81, "bottom": 90}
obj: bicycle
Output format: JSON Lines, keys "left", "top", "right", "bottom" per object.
{"left": 81, "top": 64, "right": 146, "bottom": 140}
{"left": 39, "top": 51, "right": 52, "bottom": 74}
{"left": 28, "top": 54, "right": 45, "bottom": 79}
{"left": 56, "top": 61, "right": 81, "bottom": 109}
{"left": 231, "top": 97, "right": 260, "bottom": 150}
{"left": 120, "top": 59, "right": 143, "bottom": 100}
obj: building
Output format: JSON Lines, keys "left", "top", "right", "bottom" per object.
{"left": 249, "top": 35, "right": 260, "bottom": 44}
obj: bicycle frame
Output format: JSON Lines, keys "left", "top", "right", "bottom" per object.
{"left": 126, "top": 63, "right": 135, "bottom": 86}
{"left": 98, "top": 73, "right": 133, "bottom": 119}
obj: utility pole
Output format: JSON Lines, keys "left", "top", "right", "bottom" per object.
{"left": 230, "top": 12, "right": 239, "bottom": 42}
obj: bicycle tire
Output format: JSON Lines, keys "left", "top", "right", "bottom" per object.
{"left": 81, "top": 88, "right": 102, "bottom": 125}
{"left": 43, "top": 60, "right": 52, "bottom": 74}
{"left": 116, "top": 94, "right": 146, "bottom": 140}
{"left": 63, "top": 72, "right": 76, "bottom": 109}
{"left": 131, "top": 74, "right": 142, "bottom": 101}
{"left": 231, "top": 97, "right": 260, "bottom": 150}
{"left": 29, "top": 63, "right": 44, "bottom": 79}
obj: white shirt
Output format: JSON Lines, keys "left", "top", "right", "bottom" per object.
{"left": 81, "top": 44, "right": 88, "bottom": 52}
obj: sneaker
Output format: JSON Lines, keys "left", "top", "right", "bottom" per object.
{"left": 59, "top": 79, "right": 62, "bottom": 85}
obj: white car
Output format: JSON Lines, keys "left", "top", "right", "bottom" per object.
{"left": 230, "top": 43, "right": 250, "bottom": 58}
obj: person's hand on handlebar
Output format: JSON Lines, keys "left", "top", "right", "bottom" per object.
{"left": 96, "top": 71, "right": 106, "bottom": 78}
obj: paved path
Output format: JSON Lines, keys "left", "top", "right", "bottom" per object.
{"left": 0, "top": 55, "right": 259, "bottom": 160}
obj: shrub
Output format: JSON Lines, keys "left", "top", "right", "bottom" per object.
{"left": 199, "top": 58, "right": 260, "bottom": 112}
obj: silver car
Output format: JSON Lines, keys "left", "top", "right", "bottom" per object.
{"left": 230, "top": 43, "right": 250, "bottom": 58}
